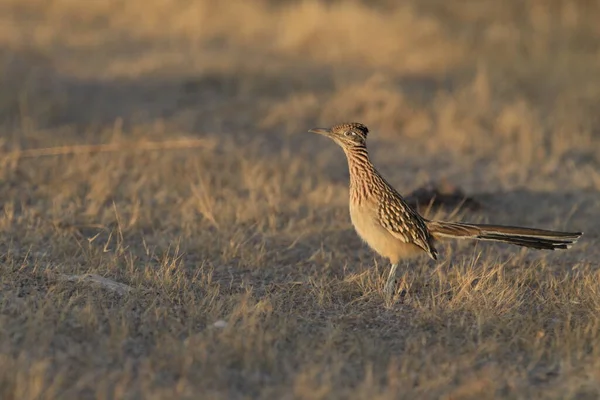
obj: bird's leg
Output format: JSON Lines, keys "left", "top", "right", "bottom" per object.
{"left": 384, "top": 263, "right": 399, "bottom": 301}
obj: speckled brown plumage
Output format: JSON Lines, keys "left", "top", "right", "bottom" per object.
{"left": 307, "top": 122, "right": 583, "bottom": 303}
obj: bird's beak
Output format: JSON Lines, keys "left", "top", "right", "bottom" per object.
{"left": 308, "top": 127, "right": 331, "bottom": 136}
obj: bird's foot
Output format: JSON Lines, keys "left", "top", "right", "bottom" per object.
{"left": 384, "top": 278, "right": 397, "bottom": 306}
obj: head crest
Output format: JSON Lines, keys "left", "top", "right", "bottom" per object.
{"left": 332, "top": 122, "right": 369, "bottom": 136}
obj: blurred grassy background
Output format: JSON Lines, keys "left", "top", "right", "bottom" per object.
{"left": 0, "top": 0, "right": 599, "bottom": 399}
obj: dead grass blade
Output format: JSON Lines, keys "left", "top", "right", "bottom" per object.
{"left": 6, "top": 138, "right": 217, "bottom": 159}
{"left": 56, "top": 273, "right": 134, "bottom": 295}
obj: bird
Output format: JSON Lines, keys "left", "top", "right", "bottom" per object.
{"left": 307, "top": 122, "right": 583, "bottom": 302}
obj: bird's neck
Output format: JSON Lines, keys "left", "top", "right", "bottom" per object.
{"left": 343, "top": 146, "right": 379, "bottom": 203}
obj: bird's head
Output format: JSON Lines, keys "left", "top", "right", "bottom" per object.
{"left": 308, "top": 122, "right": 369, "bottom": 149}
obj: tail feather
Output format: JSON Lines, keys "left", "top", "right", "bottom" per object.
{"left": 427, "top": 221, "right": 582, "bottom": 250}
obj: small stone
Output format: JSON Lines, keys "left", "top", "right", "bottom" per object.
{"left": 212, "top": 320, "right": 227, "bottom": 329}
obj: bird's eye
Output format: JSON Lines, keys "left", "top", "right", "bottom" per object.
{"left": 345, "top": 131, "right": 356, "bottom": 137}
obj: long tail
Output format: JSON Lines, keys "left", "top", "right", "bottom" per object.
{"left": 426, "top": 221, "right": 582, "bottom": 250}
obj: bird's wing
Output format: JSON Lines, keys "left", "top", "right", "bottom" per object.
{"left": 377, "top": 192, "right": 438, "bottom": 260}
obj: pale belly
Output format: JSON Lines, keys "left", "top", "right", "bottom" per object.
{"left": 349, "top": 202, "right": 423, "bottom": 264}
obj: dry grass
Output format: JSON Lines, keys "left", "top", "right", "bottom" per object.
{"left": 0, "top": 0, "right": 599, "bottom": 398}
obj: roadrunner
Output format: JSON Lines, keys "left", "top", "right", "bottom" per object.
{"left": 308, "top": 122, "right": 582, "bottom": 302}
